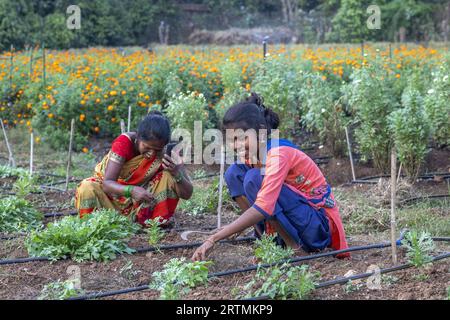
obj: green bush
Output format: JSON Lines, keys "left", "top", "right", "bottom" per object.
{"left": 26, "top": 209, "right": 140, "bottom": 262}
{"left": 401, "top": 230, "right": 435, "bottom": 268}
{"left": 390, "top": 86, "right": 431, "bottom": 180}
{"left": 254, "top": 234, "right": 294, "bottom": 264}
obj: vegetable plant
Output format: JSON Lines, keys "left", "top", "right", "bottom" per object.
{"left": 401, "top": 230, "right": 435, "bottom": 267}
{"left": 145, "top": 218, "right": 166, "bottom": 246}
{"left": 240, "top": 263, "right": 318, "bottom": 300}
{"left": 254, "top": 234, "right": 294, "bottom": 264}
{"left": 12, "top": 174, "right": 39, "bottom": 197}
{"left": 0, "top": 196, "right": 43, "bottom": 233}
{"left": 38, "top": 279, "right": 84, "bottom": 300}
{"left": 150, "top": 257, "right": 212, "bottom": 300}
{"left": 26, "top": 209, "right": 140, "bottom": 262}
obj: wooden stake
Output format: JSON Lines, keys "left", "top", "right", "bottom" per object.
{"left": 390, "top": 146, "right": 398, "bottom": 265}
{"left": 0, "top": 119, "right": 16, "bottom": 167}
{"left": 345, "top": 127, "right": 356, "bottom": 181}
{"left": 43, "top": 44, "right": 46, "bottom": 89}
{"left": 217, "top": 145, "right": 225, "bottom": 229}
{"left": 397, "top": 162, "right": 402, "bottom": 184}
{"left": 9, "top": 45, "right": 14, "bottom": 89}
{"left": 30, "top": 132, "right": 34, "bottom": 176}
{"left": 127, "top": 105, "right": 132, "bottom": 132}
{"left": 120, "top": 119, "right": 126, "bottom": 134}
{"left": 65, "top": 119, "right": 75, "bottom": 191}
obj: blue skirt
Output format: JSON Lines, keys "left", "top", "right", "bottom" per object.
{"left": 224, "top": 163, "right": 331, "bottom": 252}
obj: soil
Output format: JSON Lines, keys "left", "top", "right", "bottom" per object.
{"left": 0, "top": 140, "right": 448, "bottom": 300}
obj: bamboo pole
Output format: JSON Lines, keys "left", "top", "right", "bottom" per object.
{"left": 43, "top": 44, "right": 46, "bottom": 89}
{"left": 29, "top": 132, "right": 34, "bottom": 176}
{"left": 345, "top": 127, "right": 356, "bottom": 181}
{"left": 65, "top": 119, "right": 75, "bottom": 191}
{"left": 9, "top": 45, "right": 14, "bottom": 89}
{"left": 120, "top": 119, "right": 126, "bottom": 134}
{"left": 390, "top": 146, "right": 398, "bottom": 265}
{"left": 217, "top": 145, "right": 225, "bottom": 229}
{"left": 127, "top": 105, "right": 132, "bottom": 132}
{"left": 0, "top": 119, "right": 16, "bottom": 167}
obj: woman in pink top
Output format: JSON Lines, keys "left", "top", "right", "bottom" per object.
{"left": 192, "top": 93, "right": 349, "bottom": 261}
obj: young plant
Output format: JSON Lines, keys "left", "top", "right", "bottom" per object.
{"left": 150, "top": 257, "right": 212, "bottom": 300}
{"left": 0, "top": 165, "right": 28, "bottom": 178}
{"left": 145, "top": 219, "right": 166, "bottom": 246}
{"left": 12, "top": 174, "right": 39, "bottom": 197}
{"left": 38, "top": 279, "right": 84, "bottom": 300}
{"left": 26, "top": 209, "right": 140, "bottom": 262}
{"left": 119, "top": 260, "right": 141, "bottom": 280}
{"left": 401, "top": 230, "right": 435, "bottom": 268}
{"left": 254, "top": 234, "right": 294, "bottom": 264}
{"left": 241, "top": 263, "right": 318, "bottom": 300}
{"left": 0, "top": 196, "right": 43, "bottom": 233}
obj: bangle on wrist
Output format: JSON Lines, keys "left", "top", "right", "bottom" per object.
{"left": 174, "top": 172, "right": 183, "bottom": 183}
{"left": 205, "top": 238, "right": 215, "bottom": 246}
{"left": 124, "top": 185, "right": 134, "bottom": 198}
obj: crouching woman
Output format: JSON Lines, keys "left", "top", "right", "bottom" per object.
{"left": 192, "top": 94, "right": 349, "bottom": 261}
{"left": 75, "top": 111, "right": 193, "bottom": 226}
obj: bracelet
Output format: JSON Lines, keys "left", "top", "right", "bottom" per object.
{"left": 205, "top": 238, "right": 215, "bottom": 246}
{"left": 174, "top": 172, "right": 184, "bottom": 184}
{"left": 124, "top": 185, "right": 134, "bottom": 198}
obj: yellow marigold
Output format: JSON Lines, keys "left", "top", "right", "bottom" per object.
{"left": 35, "top": 136, "right": 41, "bottom": 143}
{"left": 79, "top": 114, "right": 86, "bottom": 122}
{"left": 121, "top": 90, "right": 127, "bottom": 95}
{"left": 80, "top": 100, "right": 86, "bottom": 105}
{"left": 48, "top": 113, "right": 54, "bottom": 119}
{"left": 82, "top": 147, "right": 89, "bottom": 153}
{"left": 94, "top": 127, "right": 100, "bottom": 133}
{"left": 396, "top": 74, "right": 401, "bottom": 79}
{"left": 107, "top": 105, "right": 114, "bottom": 111}
{"left": 110, "top": 90, "right": 118, "bottom": 96}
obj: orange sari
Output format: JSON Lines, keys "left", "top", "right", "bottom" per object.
{"left": 75, "top": 152, "right": 179, "bottom": 226}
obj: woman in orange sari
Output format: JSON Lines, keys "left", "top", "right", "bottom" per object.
{"left": 75, "top": 111, "right": 193, "bottom": 226}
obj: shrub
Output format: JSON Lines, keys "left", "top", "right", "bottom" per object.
{"left": 401, "top": 230, "right": 435, "bottom": 268}
{"left": 390, "top": 86, "right": 431, "bottom": 180}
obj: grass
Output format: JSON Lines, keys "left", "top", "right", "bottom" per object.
{"left": 335, "top": 187, "right": 450, "bottom": 237}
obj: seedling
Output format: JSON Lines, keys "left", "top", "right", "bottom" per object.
{"left": 26, "top": 209, "right": 140, "bottom": 262}
{"left": 254, "top": 234, "right": 294, "bottom": 264}
{"left": 119, "top": 260, "right": 141, "bottom": 280}
{"left": 145, "top": 219, "right": 166, "bottom": 247}
{"left": 38, "top": 279, "right": 84, "bottom": 300}
{"left": 401, "top": 230, "right": 435, "bottom": 268}
{"left": 0, "top": 165, "right": 28, "bottom": 178}
{"left": 150, "top": 257, "right": 212, "bottom": 300}
{"left": 241, "top": 263, "right": 318, "bottom": 300}
{"left": 344, "top": 280, "right": 363, "bottom": 294}
{"left": 0, "top": 196, "right": 43, "bottom": 233}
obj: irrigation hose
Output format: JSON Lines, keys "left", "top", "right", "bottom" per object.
{"left": 0, "top": 237, "right": 256, "bottom": 266}
{"left": 244, "top": 252, "right": 450, "bottom": 301}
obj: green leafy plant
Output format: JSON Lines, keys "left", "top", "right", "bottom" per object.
{"left": 12, "top": 174, "right": 39, "bottom": 197}
{"left": 119, "top": 260, "right": 141, "bottom": 280}
{"left": 401, "top": 230, "right": 435, "bottom": 268}
{"left": 0, "top": 165, "right": 28, "bottom": 178}
{"left": 38, "top": 279, "right": 84, "bottom": 300}
{"left": 0, "top": 196, "right": 43, "bottom": 233}
{"left": 145, "top": 219, "right": 166, "bottom": 246}
{"left": 26, "top": 209, "right": 140, "bottom": 262}
{"left": 179, "top": 177, "right": 237, "bottom": 216}
{"left": 150, "top": 257, "right": 212, "bottom": 300}
{"left": 254, "top": 234, "right": 294, "bottom": 264}
{"left": 241, "top": 263, "right": 318, "bottom": 300}
{"left": 390, "top": 86, "right": 431, "bottom": 180}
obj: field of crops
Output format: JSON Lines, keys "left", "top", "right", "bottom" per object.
{"left": 0, "top": 43, "right": 449, "bottom": 301}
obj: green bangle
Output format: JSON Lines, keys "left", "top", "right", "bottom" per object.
{"left": 174, "top": 172, "right": 183, "bottom": 184}
{"left": 124, "top": 186, "right": 134, "bottom": 198}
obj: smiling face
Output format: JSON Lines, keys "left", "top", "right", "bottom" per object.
{"left": 225, "top": 123, "right": 260, "bottom": 162}
{"left": 136, "top": 138, "right": 166, "bottom": 159}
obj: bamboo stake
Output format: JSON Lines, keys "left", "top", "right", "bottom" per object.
{"left": 43, "top": 44, "right": 46, "bottom": 89}
{"left": 120, "top": 119, "right": 126, "bottom": 134}
{"left": 9, "top": 45, "right": 14, "bottom": 89}
{"left": 127, "top": 105, "right": 132, "bottom": 132}
{"left": 345, "top": 127, "right": 356, "bottom": 181}
{"left": 397, "top": 162, "right": 403, "bottom": 184}
{"left": 29, "top": 132, "right": 34, "bottom": 176}
{"left": 390, "top": 146, "right": 398, "bottom": 265}
{"left": 65, "top": 119, "right": 75, "bottom": 191}
{"left": 217, "top": 145, "right": 225, "bottom": 229}
{"left": 0, "top": 119, "right": 16, "bottom": 167}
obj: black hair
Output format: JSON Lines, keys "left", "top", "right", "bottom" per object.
{"left": 137, "top": 111, "right": 171, "bottom": 143}
{"left": 222, "top": 92, "right": 280, "bottom": 133}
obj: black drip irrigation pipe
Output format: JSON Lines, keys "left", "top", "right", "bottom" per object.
{"left": 245, "top": 252, "right": 450, "bottom": 300}
{"left": 0, "top": 237, "right": 256, "bottom": 266}
{"left": 68, "top": 235, "right": 450, "bottom": 300}
{"left": 400, "top": 194, "right": 450, "bottom": 205}
{"left": 43, "top": 211, "right": 78, "bottom": 218}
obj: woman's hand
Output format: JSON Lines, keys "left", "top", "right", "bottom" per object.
{"left": 192, "top": 239, "right": 215, "bottom": 261}
{"left": 131, "top": 186, "right": 154, "bottom": 203}
{"left": 162, "top": 153, "right": 183, "bottom": 177}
